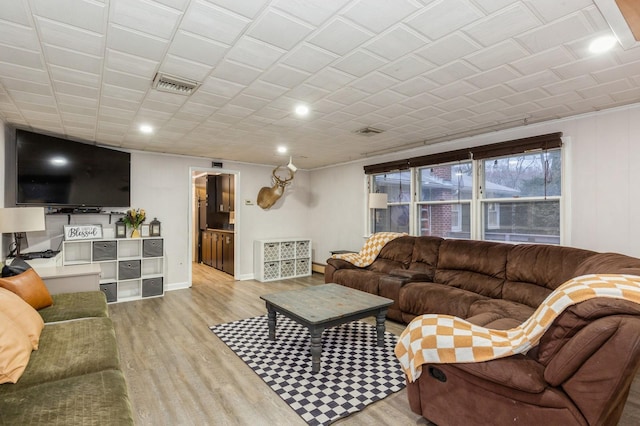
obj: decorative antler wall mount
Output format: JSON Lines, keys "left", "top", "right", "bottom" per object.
{"left": 257, "top": 160, "right": 296, "bottom": 210}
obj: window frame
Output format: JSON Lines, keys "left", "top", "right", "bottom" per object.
{"left": 367, "top": 146, "right": 564, "bottom": 245}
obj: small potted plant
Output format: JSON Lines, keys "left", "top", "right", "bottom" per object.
{"left": 123, "top": 208, "right": 146, "bottom": 238}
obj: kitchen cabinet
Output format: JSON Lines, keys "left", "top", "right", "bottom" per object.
{"left": 201, "top": 229, "right": 234, "bottom": 275}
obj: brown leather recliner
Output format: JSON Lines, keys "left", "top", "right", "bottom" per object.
{"left": 406, "top": 298, "right": 640, "bottom": 425}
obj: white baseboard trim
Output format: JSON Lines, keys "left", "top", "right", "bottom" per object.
{"left": 166, "top": 281, "right": 190, "bottom": 291}
{"left": 238, "top": 273, "right": 254, "bottom": 281}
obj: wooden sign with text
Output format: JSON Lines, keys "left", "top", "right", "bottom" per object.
{"left": 64, "top": 224, "right": 103, "bottom": 240}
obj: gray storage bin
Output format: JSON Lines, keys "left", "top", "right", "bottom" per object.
{"left": 118, "top": 260, "right": 141, "bottom": 280}
{"left": 143, "top": 239, "right": 163, "bottom": 257}
{"left": 100, "top": 283, "right": 117, "bottom": 303}
{"left": 93, "top": 240, "right": 117, "bottom": 261}
{"left": 142, "top": 277, "right": 163, "bottom": 297}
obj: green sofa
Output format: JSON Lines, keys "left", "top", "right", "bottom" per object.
{"left": 0, "top": 291, "right": 134, "bottom": 425}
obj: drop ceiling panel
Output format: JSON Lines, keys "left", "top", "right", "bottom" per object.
{"left": 0, "top": 2, "right": 30, "bottom": 26}
{"left": 342, "top": 0, "right": 420, "bottom": 33}
{"left": 272, "top": 0, "right": 351, "bottom": 26}
{"left": 105, "top": 50, "right": 158, "bottom": 77}
{"left": 407, "top": 0, "right": 483, "bottom": 40}
{"left": 35, "top": 18, "right": 104, "bottom": 56}
{"left": 226, "top": 37, "right": 286, "bottom": 70}
{"left": 0, "top": 45, "right": 42, "bottom": 70}
{"left": 107, "top": 25, "right": 168, "bottom": 61}
{"left": 379, "top": 55, "right": 434, "bottom": 81}
{"left": 248, "top": 9, "right": 314, "bottom": 50}
{"left": 30, "top": 0, "right": 106, "bottom": 33}
{"left": 363, "top": 26, "right": 428, "bottom": 61}
{"left": 0, "top": 21, "right": 42, "bottom": 51}
{"left": 1, "top": 1, "right": 640, "bottom": 169}
{"left": 110, "top": 0, "right": 181, "bottom": 40}
{"left": 160, "top": 54, "right": 213, "bottom": 81}
{"left": 168, "top": 31, "right": 229, "bottom": 67}
{"left": 463, "top": 3, "right": 540, "bottom": 46}
{"left": 181, "top": 1, "right": 250, "bottom": 45}
{"left": 465, "top": 40, "right": 528, "bottom": 70}
{"left": 333, "top": 50, "right": 387, "bottom": 77}
{"left": 210, "top": 60, "right": 262, "bottom": 85}
{"left": 282, "top": 44, "right": 338, "bottom": 73}
{"left": 308, "top": 18, "right": 372, "bottom": 55}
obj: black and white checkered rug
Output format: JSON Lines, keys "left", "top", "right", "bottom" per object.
{"left": 210, "top": 315, "right": 406, "bottom": 426}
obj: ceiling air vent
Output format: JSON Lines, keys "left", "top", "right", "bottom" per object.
{"left": 152, "top": 73, "right": 200, "bottom": 95}
{"left": 354, "top": 126, "right": 384, "bottom": 136}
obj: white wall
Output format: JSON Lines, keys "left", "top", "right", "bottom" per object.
{"left": 132, "top": 153, "right": 311, "bottom": 286}
{"left": 309, "top": 103, "right": 640, "bottom": 261}
{"left": 225, "top": 162, "right": 312, "bottom": 279}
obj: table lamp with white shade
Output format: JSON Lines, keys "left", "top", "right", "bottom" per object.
{"left": 0, "top": 207, "right": 46, "bottom": 257}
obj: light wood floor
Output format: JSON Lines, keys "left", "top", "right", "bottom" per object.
{"left": 108, "top": 263, "right": 640, "bottom": 426}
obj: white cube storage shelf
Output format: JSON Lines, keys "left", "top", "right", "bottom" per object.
{"left": 254, "top": 238, "right": 312, "bottom": 282}
{"left": 63, "top": 238, "right": 164, "bottom": 303}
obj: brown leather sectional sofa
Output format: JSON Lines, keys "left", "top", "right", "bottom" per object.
{"left": 324, "top": 236, "right": 640, "bottom": 425}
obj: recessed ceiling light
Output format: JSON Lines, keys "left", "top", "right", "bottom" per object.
{"left": 589, "top": 35, "right": 617, "bottom": 53}
{"left": 277, "top": 146, "right": 287, "bottom": 154}
{"left": 139, "top": 124, "right": 154, "bottom": 134}
{"left": 294, "top": 104, "right": 310, "bottom": 117}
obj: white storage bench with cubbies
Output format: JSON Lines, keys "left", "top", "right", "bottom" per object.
{"left": 254, "top": 238, "right": 312, "bottom": 282}
{"left": 63, "top": 237, "right": 164, "bottom": 303}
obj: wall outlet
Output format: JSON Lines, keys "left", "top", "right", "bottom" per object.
{"left": 245, "top": 199, "right": 254, "bottom": 205}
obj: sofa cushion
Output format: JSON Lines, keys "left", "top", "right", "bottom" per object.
{"left": 0, "top": 369, "right": 134, "bottom": 425}
{"left": 504, "top": 245, "right": 596, "bottom": 308}
{"left": 573, "top": 252, "right": 640, "bottom": 276}
{"left": 399, "top": 282, "right": 488, "bottom": 319}
{"left": 331, "top": 269, "right": 386, "bottom": 294}
{"left": 0, "top": 287, "right": 44, "bottom": 349}
{"left": 434, "top": 239, "right": 510, "bottom": 298}
{"left": 38, "top": 291, "right": 108, "bottom": 323}
{"left": 0, "top": 310, "right": 33, "bottom": 384}
{"left": 407, "top": 236, "right": 442, "bottom": 279}
{"left": 367, "top": 236, "right": 415, "bottom": 274}
{"left": 0, "top": 269, "right": 53, "bottom": 309}
{"left": 0, "top": 317, "right": 120, "bottom": 392}
{"left": 468, "top": 299, "right": 534, "bottom": 325}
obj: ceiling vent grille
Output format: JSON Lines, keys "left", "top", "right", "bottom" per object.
{"left": 152, "top": 73, "right": 200, "bottom": 95}
{"left": 354, "top": 126, "right": 384, "bottom": 136}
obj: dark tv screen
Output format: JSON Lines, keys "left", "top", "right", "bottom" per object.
{"left": 16, "top": 129, "right": 131, "bottom": 207}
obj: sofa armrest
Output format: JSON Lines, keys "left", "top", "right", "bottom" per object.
{"left": 326, "top": 258, "right": 360, "bottom": 270}
{"left": 452, "top": 355, "right": 547, "bottom": 393}
{"left": 389, "top": 269, "right": 432, "bottom": 282}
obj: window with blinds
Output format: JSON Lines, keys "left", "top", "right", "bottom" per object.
{"left": 365, "top": 133, "right": 563, "bottom": 244}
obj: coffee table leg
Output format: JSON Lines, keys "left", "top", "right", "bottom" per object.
{"left": 309, "top": 326, "right": 323, "bottom": 373}
{"left": 266, "top": 305, "right": 276, "bottom": 341}
{"left": 375, "top": 309, "right": 387, "bottom": 347}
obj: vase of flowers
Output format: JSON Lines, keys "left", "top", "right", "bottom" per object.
{"left": 123, "top": 208, "right": 146, "bottom": 238}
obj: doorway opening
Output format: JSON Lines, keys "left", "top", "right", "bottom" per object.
{"left": 189, "top": 168, "right": 238, "bottom": 286}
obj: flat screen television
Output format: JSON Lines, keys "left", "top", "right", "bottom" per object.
{"left": 16, "top": 129, "right": 131, "bottom": 208}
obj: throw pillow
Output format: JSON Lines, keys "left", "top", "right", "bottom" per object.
{"left": 0, "top": 269, "right": 53, "bottom": 309}
{"left": 0, "top": 287, "right": 45, "bottom": 349}
{"left": 1, "top": 257, "right": 32, "bottom": 278}
{"left": 0, "top": 310, "right": 33, "bottom": 384}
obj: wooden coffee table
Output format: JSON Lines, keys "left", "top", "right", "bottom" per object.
{"left": 260, "top": 283, "right": 393, "bottom": 373}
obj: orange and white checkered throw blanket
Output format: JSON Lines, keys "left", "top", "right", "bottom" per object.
{"left": 331, "top": 232, "right": 406, "bottom": 267}
{"left": 395, "top": 274, "right": 640, "bottom": 382}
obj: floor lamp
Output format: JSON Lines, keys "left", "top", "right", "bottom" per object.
{"left": 0, "top": 207, "right": 46, "bottom": 258}
{"left": 369, "top": 193, "right": 388, "bottom": 233}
